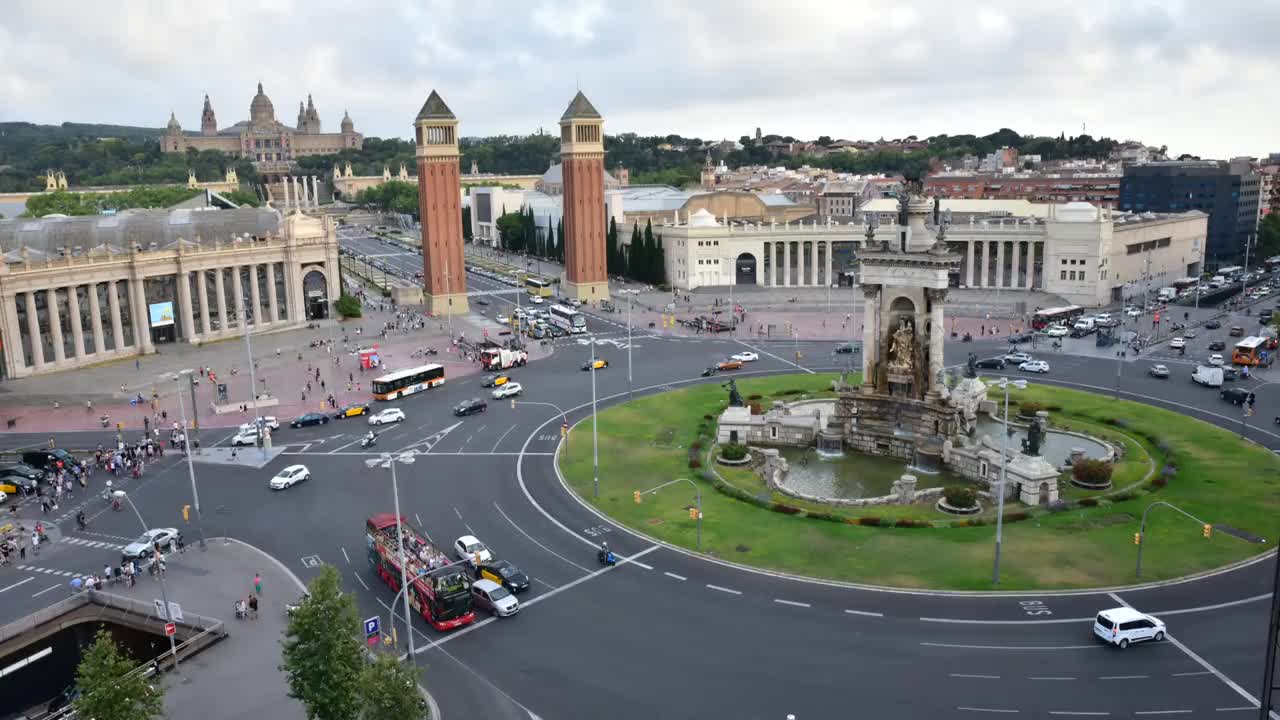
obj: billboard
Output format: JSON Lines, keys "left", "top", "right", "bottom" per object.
{"left": 148, "top": 301, "right": 175, "bottom": 328}
{"left": 474, "top": 192, "right": 492, "bottom": 224}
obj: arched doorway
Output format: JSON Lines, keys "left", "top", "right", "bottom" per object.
{"left": 735, "top": 253, "right": 757, "bottom": 285}
{"left": 302, "top": 270, "right": 329, "bottom": 320}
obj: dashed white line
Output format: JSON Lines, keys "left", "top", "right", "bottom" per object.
{"left": 706, "top": 584, "right": 743, "bottom": 596}
{"left": 414, "top": 513, "right": 422, "bottom": 526}
{"left": 1029, "top": 676, "right": 1076, "bottom": 681}
{"left": 492, "top": 502, "right": 590, "bottom": 573}
{"left": 453, "top": 507, "right": 463, "bottom": 520}
{"left": 663, "top": 571, "right": 687, "bottom": 581}
{"left": 922, "top": 642, "right": 1100, "bottom": 651}
{"left": 352, "top": 571, "right": 370, "bottom": 591}
{"left": 628, "top": 559, "right": 654, "bottom": 570}
{"left": 0, "top": 577, "right": 34, "bottom": 593}
{"left": 490, "top": 424, "right": 517, "bottom": 453}
{"left": 957, "top": 707, "right": 1019, "bottom": 714}
{"left": 1134, "top": 711, "right": 1192, "bottom": 716}
{"left": 341, "top": 547, "right": 350, "bottom": 565}
{"left": 1100, "top": 675, "right": 1148, "bottom": 680}
{"left": 844, "top": 609, "right": 884, "bottom": 617}
{"left": 950, "top": 673, "right": 1000, "bottom": 680}
{"left": 1049, "top": 712, "right": 1109, "bottom": 717}
{"left": 1172, "top": 671, "right": 1212, "bottom": 677}
{"left": 1217, "top": 708, "right": 1256, "bottom": 712}
{"left": 773, "top": 598, "right": 811, "bottom": 608}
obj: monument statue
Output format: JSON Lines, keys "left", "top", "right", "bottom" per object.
{"left": 1022, "top": 416, "right": 1045, "bottom": 457}
{"left": 723, "top": 378, "right": 745, "bottom": 408}
{"left": 886, "top": 318, "right": 915, "bottom": 373}
{"left": 897, "top": 191, "right": 911, "bottom": 227}
{"left": 965, "top": 352, "right": 978, "bottom": 379}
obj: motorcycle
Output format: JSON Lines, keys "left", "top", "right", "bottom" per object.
{"left": 360, "top": 434, "right": 377, "bottom": 449}
{"left": 597, "top": 545, "right": 617, "bottom": 566}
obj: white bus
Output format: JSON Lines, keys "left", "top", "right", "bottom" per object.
{"left": 372, "top": 364, "right": 445, "bottom": 401}
{"left": 548, "top": 304, "right": 587, "bottom": 334}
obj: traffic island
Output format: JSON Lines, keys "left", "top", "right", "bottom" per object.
{"left": 559, "top": 374, "right": 1280, "bottom": 590}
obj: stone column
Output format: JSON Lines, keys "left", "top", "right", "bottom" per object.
{"left": 0, "top": 294, "right": 22, "bottom": 375}
{"left": 282, "top": 177, "right": 291, "bottom": 211}
{"left": 861, "top": 284, "right": 880, "bottom": 392}
{"left": 46, "top": 288, "right": 65, "bottom": 363}
{"left": 108, "top": 280, "right": 124, "bottom": 351}
{"left": 131, "top": 277, "right": 154, "bottom": 352}
{"left": 1026, "top": 242, "right": 1036, "bottom": 290}
{"left": 995, "top": 240, "right": 1006, "bottom": 289}
{"left": 24, "top": 291, "right": 44, "bottom": 367}
{"left": 266, "top": 263, "right": 280, "bottom": 323}
{"left": 232, "top": 265, "right": 246, "bottom": 326}
{"left": 1011, "top": 241, "right": 1022, "bottom": 289}
{"left": 249, "top": 263, "right": 262, "bottom": 324}
{"left": 311, "top": 177, "right": 319, "bottom": 210}
{"left": 782, "top": 241, "right": 790, "bottom": 287}
{"left": 87, "top": 283, "right": 105, "bottom": 355}
{"left": 979, "top": 242, "right": 990, "bottom": 287}
{"left": 928, "top": 288, "right": 946, "bottom": 395}
{"left": 825, "top": 241, "right": 833, "bottom": 287}
{"left": 197, "top": 270, "right": 211, "bottom": 335}
{"left": 177, "top": 270, "right": 195, "bottom": 341}
{"left": 66, "top": 285, "right": 85, "bottom": 359}
{"left": 214, "top": 268, "right": 228, "bottom": 334}
{"left": 966, "top": 240, "right": 976, "bottom": 287}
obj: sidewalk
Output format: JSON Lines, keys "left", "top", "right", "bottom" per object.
{"left": 106, "top": 538, "right": 308, "bottom": 720}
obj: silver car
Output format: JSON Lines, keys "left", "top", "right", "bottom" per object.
{"left": 471, "top": 578, "right": 519, "bottom": 617}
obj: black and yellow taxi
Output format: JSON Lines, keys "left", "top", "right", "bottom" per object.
{"left": 481, "top": 374, "right": 512, "bottom": 388}
{"left": 474, "top": 559, "right": 530, "bottom": 594}
{"left": 333, "top": 404, "right": 371, "bottom": 419}
{"left": 0, "top": 463, "right": 43, "bottom": 495}
{"left": 581, "top": 358, "right": 609, "bottom": 371}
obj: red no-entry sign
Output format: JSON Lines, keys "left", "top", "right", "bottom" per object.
{"left": 164, "top": 622, "right": 176, "bottom": 636}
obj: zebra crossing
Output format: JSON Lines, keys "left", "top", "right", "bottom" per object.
{"left": 62, "top": 537, "right": 125, "bottom": 551}
{"left": 466, "top": 288, "right": 524, "bottom": 297}
{"left": 17, "top": 564, "right": 84, "bottom": 579}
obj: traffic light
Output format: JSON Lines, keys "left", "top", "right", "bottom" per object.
{"left": 1134, "top": 532, "right": 1142, "bottom": 545}
{"left": 633, "top": 490, "right": 642, "bottom": 504}
{"left": 688, "top": 507, "right": 699, "bottom": 520}
{"left": 1203, "top": 523, "right": 1213, "bottom": 539}
{"left": 182, "top": 504, "right": 190, "bottom": 523}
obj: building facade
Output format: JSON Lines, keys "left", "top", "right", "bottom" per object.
{"left": 0, "top": 208, "right": 340, "bottom": 378}
{"left": 925, "top": 171, "right": 1123, "bottom": 208}
{"left": 161, "top": 83, "right": 362, "bottom": 181}
{"left": 1119, "top": 161, "right": 1260, "bottom": 268}
{"left": 414, "top": 90, "right": 468, "bottom": 316}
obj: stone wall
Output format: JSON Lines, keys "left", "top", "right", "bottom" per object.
{"left": 846, "top": 391, "right": 959, "bottom": 461}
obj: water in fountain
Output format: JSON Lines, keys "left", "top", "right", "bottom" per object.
{"left": 780, "top": 448, "right": 957, "bottom": 501}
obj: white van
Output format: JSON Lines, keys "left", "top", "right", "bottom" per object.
{"left": 1210, "top": 275, "right": 1226, "bottom": 288}
{"left": 1157, "top": 287, "right": 1177, "bottom": 302}
{"left": 1192, "top": 365, "right": 1224, "bottom": 387}
{"left": 1093, "top": 607, "right": 1165, "bottom": 649}
{"left": 1072, "top": 317, "right": 1095, "bottom": 332}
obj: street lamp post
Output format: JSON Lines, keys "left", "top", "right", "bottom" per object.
{"left": 118, "top": 492, "right": 180, "bottom": 671}
{"left": 1135, "top": 500, "right": 1211, "bottom": 578}
{"left": 173, "top": 371, "right": 206, "bottom": 550}
{"left": 365, "top": 451, "right": 418, "bottom": 665}
{"left": 990, "top": 377, "right": 1027, "bottom": 585}
{"left": 635, "top": 477, "right": 702, "bottom": 550}
{"left": 590, "top": 335, "right": 600, "bottom": 498}
{"left": 236, "top": 307, "right": 265, "bottom": 460}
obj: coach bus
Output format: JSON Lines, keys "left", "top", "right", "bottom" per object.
{"left": 372, "top": 363, "right": 445, "bottom": 400}
{"left": 548, "top": 304, "right": 587, "bottom": 334}
{"left": 525, "top": 277, "right": 553, "bottom": 298}
{"left": 1031, "top": 305, "right": 1085, "bottom": 331}
{"left": 1232, "top": 336, "right": 1267, "bottom": 367}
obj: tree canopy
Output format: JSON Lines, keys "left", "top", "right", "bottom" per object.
{"left": 358, "top": 652, "right": 428, "bottom": 720}
{"left": 281, "top": 565, "right": 366, "bottom": 720}
{"left": 352, "top": 180, "right": 419, "bottom": 217}
{"left": 22, "top": 187, "right": 202, "bottom": 217}
{"left": 72, "top": 628, "right": 164, "bottom": 720}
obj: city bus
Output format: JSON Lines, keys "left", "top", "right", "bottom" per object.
{"left": 548, "top": 304, "right": 587, "bottom": 334}
{"left": 525, "top": 277, "right": 553, "bottom": 298}
{"left": 371, "top": 363, "right": 445, "bottom": 400}
{"left": 1031, "top": 305, "right": 1085, "bottom": 331}
{"left": 1232, "top": 336, "right": 1267, "bottom": 366}
{"left": 1218, "top": 265, "right": 1245, "bottom": 282}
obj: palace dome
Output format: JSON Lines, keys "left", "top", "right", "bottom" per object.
{"left": 249, "top": 82, "right": 275, "bottom": 124}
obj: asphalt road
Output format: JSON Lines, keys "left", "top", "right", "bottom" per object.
{"left": 3, "top": 276, "right": 1279, "bottom": 719}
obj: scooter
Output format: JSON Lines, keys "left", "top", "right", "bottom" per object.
{"left": 360, "top": 433, "right": 377, "bottom": 449}
{"left": 597, "top": 547, "right": 617, "bottom": 567}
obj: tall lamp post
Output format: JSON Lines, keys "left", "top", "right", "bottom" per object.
{"left": 617, "top": 289, "right": 638, "bottom": 399}
{"left": 989, "top": 377, "right": 1027, "bottom": 585}
{"left": 365, "top": 450, "right": 418, "bottom": 665}
{"left": 173, "top": 371, "right": 206, "bottom": 549}
{"left": 118, "top": 491, "right": 180, "bottom": 671}
{"left": 234, "top": 305, "right": 265, "bottom": 460}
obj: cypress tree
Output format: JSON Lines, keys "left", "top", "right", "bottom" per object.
{"left": 556, "top": 218, "right": 564, "bottom": 262}
{"left": 606, "top": 216, "right": 619, "bottom": 275}
{"left": 643, "top": 219, "right": 656, "bottom": 284}
{"left": 654, "top": 232, "right": 666, "bottom": 285}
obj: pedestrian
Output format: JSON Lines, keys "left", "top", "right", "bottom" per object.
{"left": 254, "top": 572, "right": 263, "bottom": 595}
{"left": 135, "top": 359, "right": 140, "bottom": 371}
{"left": 40, "top": 499, "right": 48, "bottom": 515}
{"left": 18, "top": 541, "right": 26, "bottom": 561}
{"left": 30, "top": 530, "right": 39, "bottom": 556}
{"left": 248, "top": 593, "right": 259, "bottom": 619}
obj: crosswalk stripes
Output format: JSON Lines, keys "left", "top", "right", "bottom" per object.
{"left": 466, "top": 288, "right": 524, "bottom": 297}
{"left": 61, "top": 537, "right": 125, "bottom": 550}
{"left": 16, "top": 564, "right": 83, "bottom": 579}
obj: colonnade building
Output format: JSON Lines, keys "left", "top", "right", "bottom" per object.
{"left": 662, "top": 199, "right": 1207, "bottom": 307}
{"left": 0, "top": 208, "right": 340, "bottom": 378}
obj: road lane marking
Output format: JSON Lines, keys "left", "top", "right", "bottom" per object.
{"left": 844, "top": 609, "right": 884, "bottom": 617}
{"left": 1049, "top": 712, "right": 1110, "bottom": 716}
{"left": 663, "top": 571, "right": 687, "bottom": 581}
{"left": 493, "top": 502, "right": 591, "bottom": 573}
{"left": 957, "top": 707, "right": 1019, "bottom": 713}
{"left": 950, "top": 674, "right": 1000, "bottom": 679}
{"left": 414, "top": 513, "right": 422, "bottom": 526}
{"left": 1172, "top": 671, "right": 1212, "bottom": 677}
{"left": 341, "top": 547, "right": 350, "bottom": 564}
{"left": 453, "top": 507, "right": 462, "bottom": 520}
{"left": 1217, "top": 708, "right": 1256, "bottom": 712}
{"left": 735, "top": 339, "right": 815, "bottom": 374}
{"left": 1108, "top": 591, "right": 1275, "bottom": 718}
{"left": 1029, "top": 676, "right": 1076, "bottom": 681}
{"left": 1134, "top": 712, "right": 1191, "bottom": 716}
{"left": 773, "top": 598, "right": 810, "bottom": 608}
{"left": 707, "top": 584, "right": 742, "bottom": 596}
{"left": 920, "top": 591, "right": 1273, "bottom": 625}
{"left": 628, "top": 559, "right": 653, "bottom": 570}
{"left": 490, "top": 424, "right": 517, "bottom": 453}
{"left": 0, "top": 577, "right": 33, "bottom": 593}
{"left": 922, "top": 642, "right": 1100, "bottom": 651}
{"left": 1100, "top": 675, "right": 1148, "bottom": 680}
{"left": 352, "top": 571, "right": 369, "bottom": 591}
{"left": 31, "top": 584, "right": 60, "bottom": 597}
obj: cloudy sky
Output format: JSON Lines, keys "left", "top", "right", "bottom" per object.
{"left": 1, "top": 0, "right": 1274, "bottom": 159}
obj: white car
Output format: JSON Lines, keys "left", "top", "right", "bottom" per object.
{"left": 530, "top": 296, "right": 544, "bottom": 304}
{"left": 496, "top": 315, "right": 509, "bottom": 325}
{"left": 1095, "top": 312, "right": 1112, "bottom": 323}
{"left": 1127, "top": 307, "right": 1142, "bottom": 317}
{"left": 270, "top": 464, "right": 310, "bottom": 490}
{"left": 368, "top": 408, "right": 405, "bottom": 426}
{"left": 491, "top": 382, "right": 523, "bottom": 399}
{"left": 731, "top": 351, "right": 759, "bottom": 362}
{"left": 1169, "top": 337, "right": 1186, "bottom": 349}
{"left": 1093, "top": 607, "right": 1165, "bottom": 649}
{"left": 239, "top": 416, "right": 279, "bottom": 432}
{"left": 1019, "top": 360, "right": 1051, "bottom": 373}
{"left": 1045, "top": 325, "right": 1069, "bottom": 338}
{"left": 454, "top": 535, "right": 493, "bottom": 565}
{"left": 1209, "top": 354, "right": 1225, "bottom": 367}
{"left": 230, "top": 428, "right": 260, "bottom": 447}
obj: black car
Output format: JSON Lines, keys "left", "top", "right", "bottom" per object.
{"left": 550, "top": 326, "right": 568, "bottom": 338}
{"left": 21, "top": 449, "right": 82, "bottom": 473}
{"left": 1223, "top": 367, "right": 1239, "bottom": 381}
{"left": 1205, "top": 319, "right": 1222, "bottom": 329}
{"left": 0, "top": 464, "right": 43, "bottom": 492}
{"left": 974, "top": 357, "right": 1006, "bottom": 370}
{"left": 474, "top": 559, "right": 530, "bottom": 594}
{"left": 1007, "top": 331, "right": 1035, "bottom": 343}
{"left": 475, "top": 297, "right": 491, "bottom": 306}
{"left": 1208, "top": 340, "right": 1227, "bottom": 351}
{"left": 290, "top": 412, "right": 330, "bottom": 428}
{"left": 834, "top": 343, "right": 855, "bottom": 354}
{"left": 454, "top": 398, "right": 488, "bottom": 417}
{"left": 1221, "top": 387, "right": 1255, "bottom": 406}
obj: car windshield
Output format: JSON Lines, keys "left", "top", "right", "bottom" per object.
{"left": 498, "top": 566, "right": 516, "bottom": 578}
{"left": 489, "top": 586, "right": 511, "bottom": 600}
{"left": 464, "top": 542, "right": 484, "bottom": 553}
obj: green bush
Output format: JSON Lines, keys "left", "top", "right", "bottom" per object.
{"left": 719, "top": 444, "right": 749, "bottom": 461}
{"left": 858, "top": 516, "right": 882, "bottom": 527}
{"left": 688, "top": 457, "right": 702, "bottom": 469}
{"left": 1018, "top": 401, "right": 1046, "bottom": 416}
{"left": 334, "top": 293, "right": 362, "bottom": 318}
{"left": 806, "top": 510, "right": 846, "bottom": 523}
{"left": 894, "top": 518, "right": 931, "bottom": 528}
{"left": 747, "top": 394, "right": 763, "bottom": 401}
{"left": 1150, "top": 476, "right": 1168, "bottom": 488}
{"left": 770, "top": 502, "right": 803, "bottom": 515}
{"left": 1077, "top": 497, "right": 1099, "bottom": 507}
{"left": 1112, "top": 491, "right": 1138, "bottom": 502}
{"left": 1005, "top": 511, "right": 1031, "bottom": 523}
{"left": 943, "top": 485, "right": 977, "bottom": 509}
{"left": 1072, "top": 458, "right": 1114, "bottom": 486}
{"left": 690, "top": 440, "right": 704, "bottom": 451}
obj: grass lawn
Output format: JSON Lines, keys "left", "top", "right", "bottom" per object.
{"left": 560, "top": 373, "right": 1280, "bottom": 590}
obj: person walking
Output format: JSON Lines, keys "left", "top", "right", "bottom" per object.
{"left": 248, "top": 593, "right": 259, "bottom": 620}
{"left": 253, "top": 572, "right": 263, "bottom": 595}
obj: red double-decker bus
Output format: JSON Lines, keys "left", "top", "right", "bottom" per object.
{"left": 365, "top": 514, "right": 476, "bottom": 631}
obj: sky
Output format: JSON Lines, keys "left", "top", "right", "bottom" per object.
{"left": 1, "top": 0, "right": 1275, "bottom": 160}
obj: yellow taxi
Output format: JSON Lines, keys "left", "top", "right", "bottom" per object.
{"left": 333, "top": 404, "right": 370, "bottom": 419}
{"left": 482, "top": 374, "right": 511, "bottom": 388}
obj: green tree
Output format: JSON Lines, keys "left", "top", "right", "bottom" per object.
{"left": 461, "top": 206, "right": 472, "bottom": 241}
{"left": 643, "top": 220, "right": 656, "bottom": 284}
{"left": 628, "top": 223, "right": 643, "bottom": 283}
{"left": 555, "top": 218, "right": 564, "bottom": 263}
{"left": 335, "top": 293, "right": 363, "bottom": 318}
{"left": 653, "top": 232, "right": 666, "bottom": 285}
{"left": 281, "top": 565, "right": 365, "bottom": 720}
{"left": 1258, "top": 213, "right": 1280, "bottom": 258}
{"left": 358, "top": 652, "right": 428, "bottom": 720}
{"left": 605, "top": 216, "right": 618, "bottom": 275}
{"left": 495, "top": 211, "right": 528, "bottom": 252}
{"left": 223, "top": 188, "right": 260, "bottom": 207}
{"left": 72, "top": 628, "right": 164, "bottom": 720}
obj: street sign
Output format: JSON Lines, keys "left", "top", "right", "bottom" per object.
{"left": 168, "top": 601, "right": 184, "bottom": 622}
{"left": 364, "top": 615, "right": 380, "bottom": 647}
{"left": 164, "top": 623, "right": 176, "bottom": 637}
{"left": 154, "top": 599, "right": 166, "bottom": 619}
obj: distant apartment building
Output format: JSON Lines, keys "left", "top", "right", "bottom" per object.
{"left": 816, "top": 180, "right": 864, "bottom": 219}
{"left": 1119, "top": 160, "right": 1261, "bottom": 267}
{"left": 925, "top": 170, "right": 1123, "bottom": 208}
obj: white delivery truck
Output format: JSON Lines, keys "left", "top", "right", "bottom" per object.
{"left": 1192, "top": 365, "right": 1224, "bottom": 387}
{"left": 1158, "top": 287, "right": 1178, "bottom": 302}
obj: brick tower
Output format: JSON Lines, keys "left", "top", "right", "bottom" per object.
{"left": 559, "top": 91, "right": 610, "bottom": 302}
{"left": 414, "top": 90, "right": 468, "bottom": 315}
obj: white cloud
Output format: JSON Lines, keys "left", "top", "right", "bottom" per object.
{"left": 0, "top": 0, "right": 1276, "bottom": 159}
